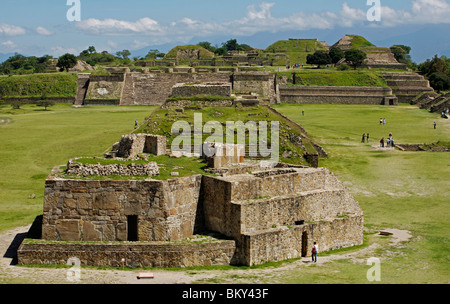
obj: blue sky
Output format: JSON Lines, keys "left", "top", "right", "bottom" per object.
{"left": 0, "top": 0, "right": 449, "bottom": 62}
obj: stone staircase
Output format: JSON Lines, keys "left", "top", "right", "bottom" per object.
{"left": 202, "top": 166, "right": 364, "bottom": 266}
{"left": 427, "top": 93, "right": 450, "bottom": 114}
{"left": 382, "top": 72, "right": 434, "bottom": 103}
{"left": 74, "top": 74, "right": 90, "bottom": 106}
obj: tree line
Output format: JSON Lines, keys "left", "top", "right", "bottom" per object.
{"left": 1, "top": 40, "right": 448, "bottom": 92}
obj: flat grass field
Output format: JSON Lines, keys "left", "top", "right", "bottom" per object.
{"left": 0, "top": 102, "right": 448, "bottom": 283}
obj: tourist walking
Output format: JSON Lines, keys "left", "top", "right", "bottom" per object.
{"left": 434, "top": 121, "right": 437, "bottom": 129}
{"left": 312, "top": 242, "right": 318, "bottom": 263}
{"left": 367, "top": 133, "right": 370, "bottom": 143}
{"left": 380, "top": 137, "right": 385, "bottom": 148}
{"left": 362, "top": 133, "right": 366, "bottom": 143}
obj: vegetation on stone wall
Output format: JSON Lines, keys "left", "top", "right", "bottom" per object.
{"left": 279, "top": 69, "right": 388, "bottom": 87}
{"left": 0, "top": 73, "right": 77, "bottom": 97}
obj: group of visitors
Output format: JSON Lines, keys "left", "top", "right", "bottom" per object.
{"left": 441, "top": 108, "right": 449, "bottom": 119}
{"left": 361, "top": 133, "right": 370, "bottom": 143}
{"left": 380, "top": 132, "right": 395, "bottom": 148}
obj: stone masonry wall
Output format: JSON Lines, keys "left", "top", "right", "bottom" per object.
{"left": 115, "top": 134, "right": 167, "bottom": 158}
{"left": 240, "top": 215, "right": 364, "bottom": 266}
{"left": 78, "top": 71, "right": 277, "bottom": 106}
{"left": 171, "top": 83, "right": 232, "bottom": 97}
{"left": 202, "top": 167, "right": 362, "bottom": 239}
{"left": 42, "top": 174, "right": 202, "bottom": 242}
{"left": 121, "top": 72, "right": 232, "bottom": 105}
{"left": 18, "top": 240, "right": 236, "bottom": 268}
{"left": 279, "top": 86, "right": 395, "bottom": 105}
{"left": 66, "top": 160, "right": 160, "bottom": 177}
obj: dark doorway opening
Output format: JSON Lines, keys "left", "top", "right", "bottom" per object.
{"left": 301, "top": 232, "right": 308, "bottom": 257}
{"left": 127, "top": 215, "right": 138, "bottom": 242}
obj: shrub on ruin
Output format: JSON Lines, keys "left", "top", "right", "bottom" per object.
{"left": 344, "top": 49, "right": 367, "bottom": 70}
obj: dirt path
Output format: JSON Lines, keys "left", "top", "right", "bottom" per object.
{"left": 0, "top": 226, "right": 411, "bottom": 284}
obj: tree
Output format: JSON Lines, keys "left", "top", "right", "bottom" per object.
{"left": 145, "top": 49, "right": 165, "bottom": 60}
{"left": 214, "top": 47, "right": 227, "bottom": 56}
{"left": 306, "top": 50, "right": 332, "bottom": 68}
{"left": 56, "top": 53, "right": 77, "bottom": 72}
{"left": 428, "top": 72, "right": 449, "bottom": 93}
{"left": 223, "top": 39, "right": 239, "bottom": 52}
{"left": 238, "top": 44, "right": 253, "bottom": 51}
{"left": 88, "top": 46, "right": 96, "bottom": 54}
{"left": 329, "top": 47, "right": 345, "bottom": 66}
{"left": 419, "top": 55, "right": 449, "bottom": 77}
{"left": 197, "top": 42, "right": 216, "bottom": 53}
{"left": 116, "top": 50, "right": 131, "bottom": 60}
{"left": 344, "top": 49, "right": 367, "bottom": 70}
{"left": 36, "top": 94, "right": 55, "bottom": 111}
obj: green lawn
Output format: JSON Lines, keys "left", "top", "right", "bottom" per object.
{"left": 0, "top": 103, "right": 157, "bottom": 232}
{"left": 273, "top": 103, "right": 450, "bottom": 283}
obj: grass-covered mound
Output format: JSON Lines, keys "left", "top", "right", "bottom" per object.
{"left": 283, "top": 69, "right": 389, "bottom": 87}
{"left": 264, "top": 39, "right": 328, "bottom": 65}
{"left": 345, "top": 35, "right": 375, "bottom": 48}
{"left": 0, "top": 73, "right": 77, "bottom": 97}
{"left": 137, "top": 104, "right": 318, "bottom": 165}
{"left": 164, "top": 45, "right": 214, "bottom": 60}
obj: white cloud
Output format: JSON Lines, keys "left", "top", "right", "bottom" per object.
{"left": 72, "top": 1, "right": 450, "bottom": 45}
{"left": 1, "top": 40, "right": 18, "bottom": 50}
{"left": 76, "top": 17, "right": 163, "bottom": 35}
{"left": 36, "top": 26, "right": 54, "bottom": 36}
{"left": 0, "top": 23, "right": 26, "bottom": 36}
{"left": 50, "top": 46, "right": 79, "bottom": 57}
{"left": 247, "top": 2, "right": 275, "bottom": 20}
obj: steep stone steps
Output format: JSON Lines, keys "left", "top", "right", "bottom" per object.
{"left": 74, "top": 74, "right": 90, "bottom": 105}
{"left": 429, "top": 93, "right": 450, "bottom": 113}
{"left": 382, "top": 72, "right": 435, "bottom": 104}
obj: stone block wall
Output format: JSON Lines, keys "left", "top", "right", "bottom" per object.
{"left": 18, "top": 240, "right": 237, "bottom": 268}
{"left": 66, "top": 160, "right": 160, "bottom": 177}
{"left": 77, "top": 70, "right": 278, "bottom": 106}
{"left": 240, "top": 215, "right": 364, "bottom": 266}
{"left": 171, "top": 83, "right": 232, "bottom": 97}
{"left": 233, "top": 72, "right": 276, "bottom": 102}
{"left": 279, "top": 86, "right": 396, "bottom": 105}
{"left": 42, "top": 174, "right": 202, "bottom": 242}
{"left": 121, "top": 72, "right": 233, "bottom": 105}
{"left": 202, "top": 167, "right": 364, "bottom": 265}
{"left": 203, "top": 143, "right": 245, "bottom": 169}
{"left": 115, "top": 134, "right": 167, "bottom": 158}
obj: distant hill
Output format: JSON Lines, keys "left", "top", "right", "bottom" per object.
{"left": 264, "top": 39, "right": 328, "bottom": 65}
{"left": 332, "top": 35, "right": 375, "bottom": 50}
{"left": 164, "top": 45, "right": 214, "bottom": 61}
